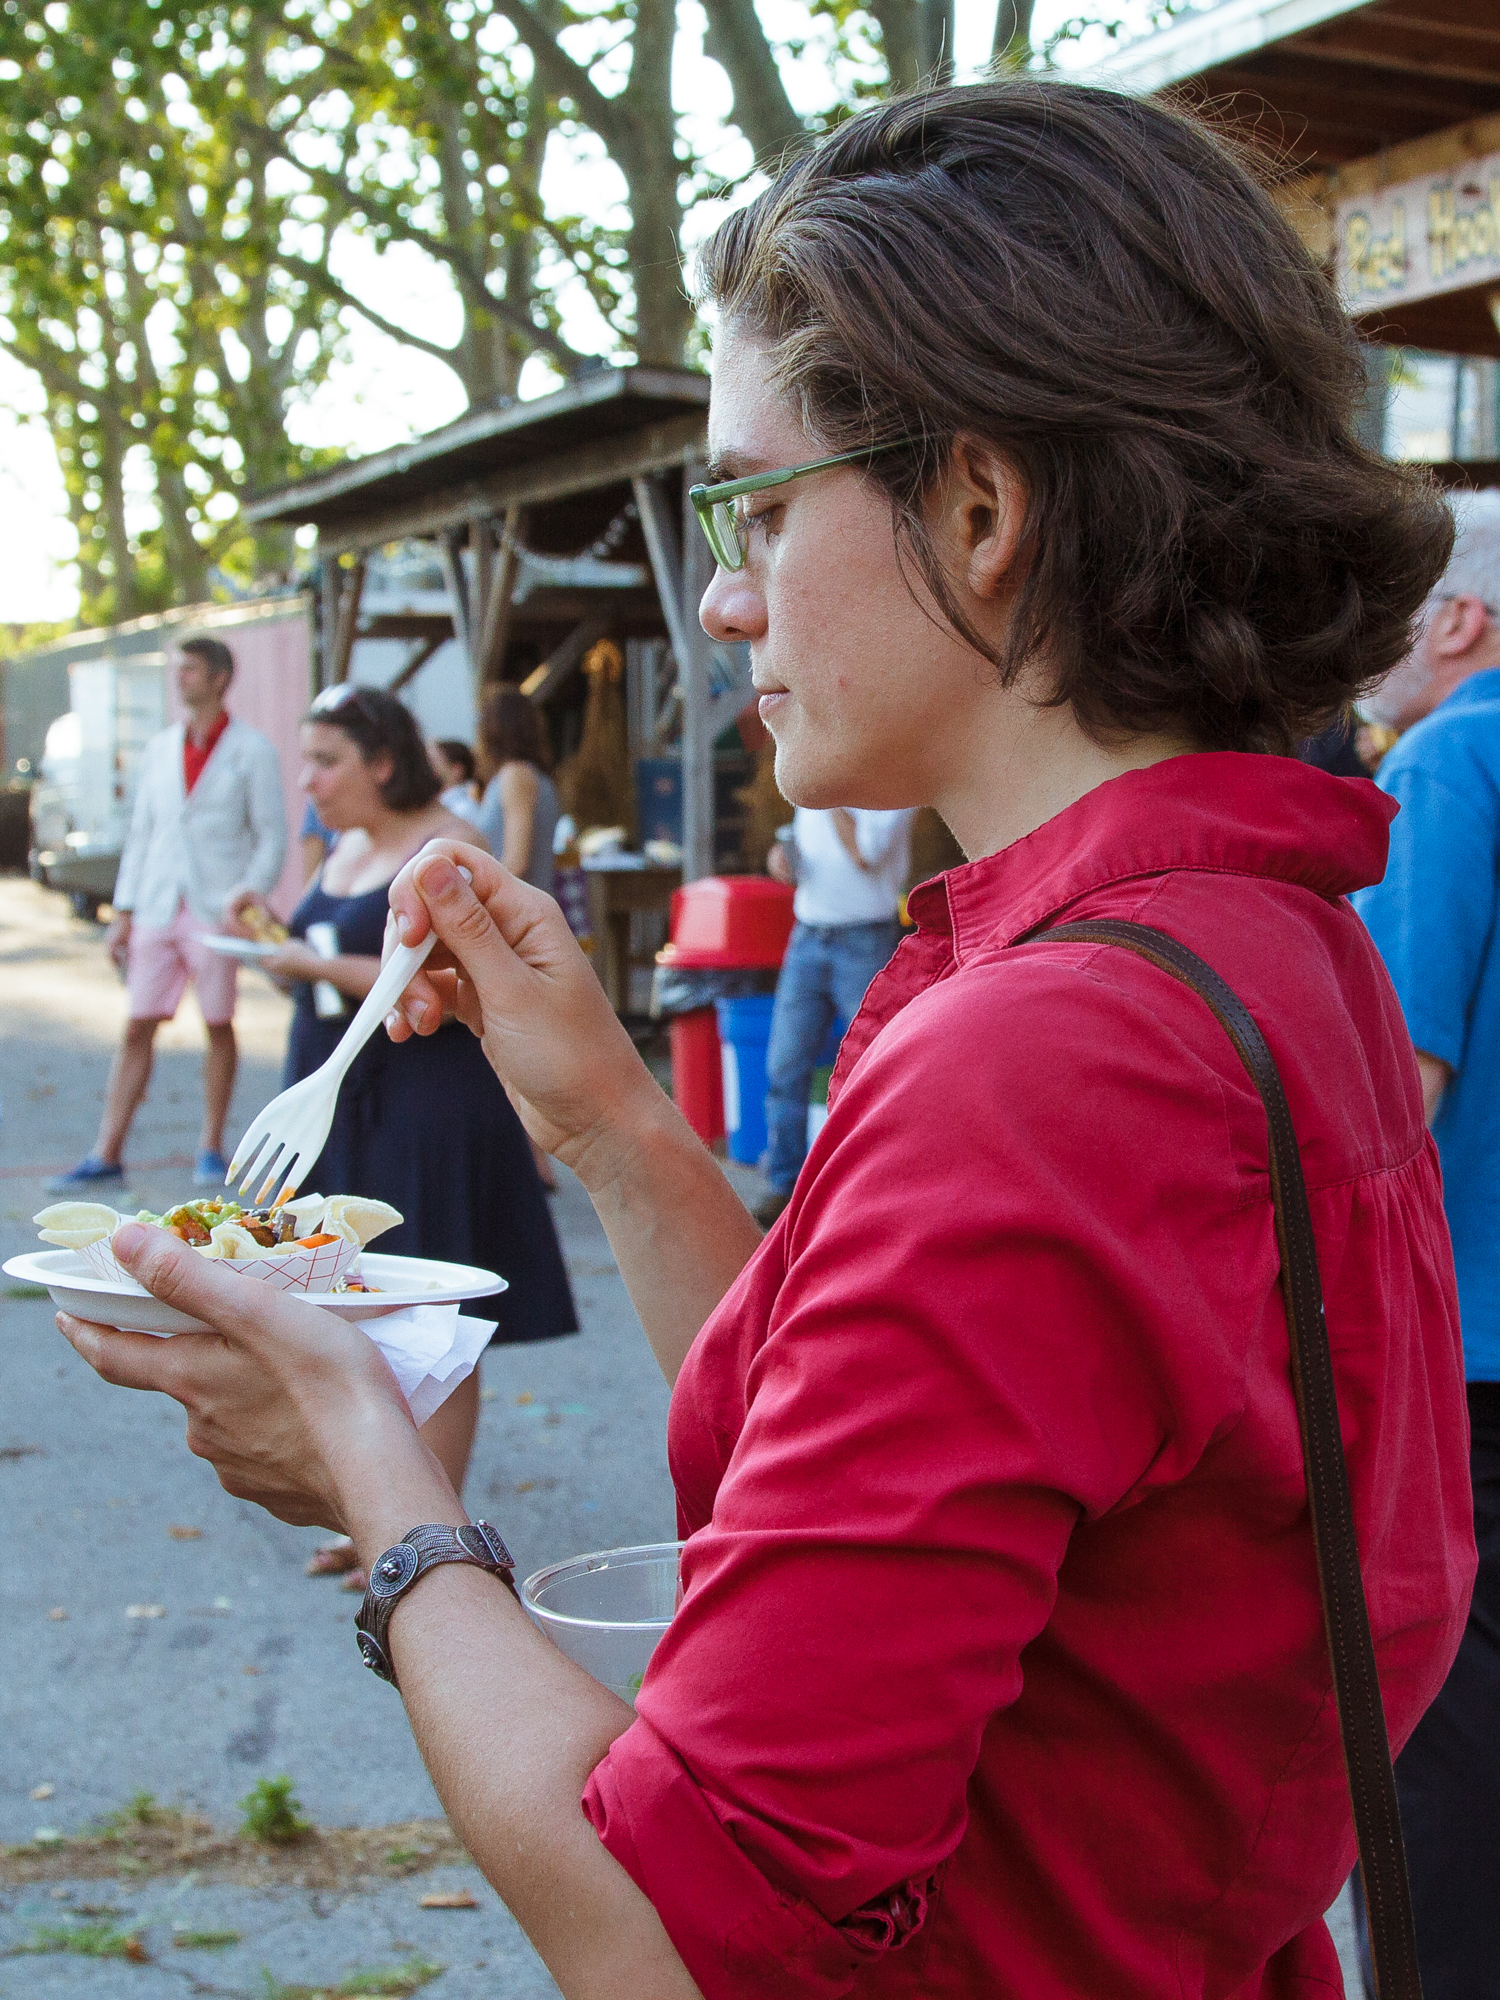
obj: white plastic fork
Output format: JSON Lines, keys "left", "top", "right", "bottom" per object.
{"left": 226, "top": 932, "right": 439, "bottom": 1205}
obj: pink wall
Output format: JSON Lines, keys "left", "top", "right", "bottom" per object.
{"left": 163, "top": 604, "right": 313, "bottom": 920}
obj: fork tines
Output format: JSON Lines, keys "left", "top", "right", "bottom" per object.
{"left": 227, "top": 1136, "right": 299, "bottom": 1207}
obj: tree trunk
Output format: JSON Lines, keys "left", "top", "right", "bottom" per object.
{"left": 617, "top": 0, "right": 693, "bottom": 365}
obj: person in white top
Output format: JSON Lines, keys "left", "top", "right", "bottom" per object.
{"left": 759, "top": 805, "right": 914, "bottom": 1222}
{"left": 47, "top": 635, "right": 287, "bottom": 1194}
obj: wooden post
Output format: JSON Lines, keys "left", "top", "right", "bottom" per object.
{"left": 680, "top": 456, "right": 715, "bottom": 882}
{"left": 317, "top": 543, "right": 340, "bottom": 692}
{"left": 437, "top": 527, "right": 473, "bottom": 679}
{"left": 329, "top": 556, "right": 366, "bottom": 685}
{"left": 474, "top": 504, "right": 525, "bottom": 688}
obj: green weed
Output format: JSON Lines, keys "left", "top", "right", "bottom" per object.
{"left": 16, "top": 1921, "right": 147, "bottom": 1959}
{"left": 95, "top": 1790, "right": 165, "bottom": 1837}
{"left": 4, "top": 1284, "right": 49, "bottom": 1300}
{"left": 258, "top": 1959, "right": 442, "bottom": 1998}
{"left": 173, "top": 1926, "right": 241, "bottom": 1949}
{"left": 239, "top": 1775, "right": 311, "bottom": 1844}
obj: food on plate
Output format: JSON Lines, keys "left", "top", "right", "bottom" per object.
{"left": 33, "top": 1193, "right": 401, "bottom": 1261}
{"left": 238, "top": 902, "right": 289, "bottom": 945}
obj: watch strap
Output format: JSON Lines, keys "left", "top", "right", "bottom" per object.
{"left": 356, "top": 1520, "right": 518, "bottom": 1687}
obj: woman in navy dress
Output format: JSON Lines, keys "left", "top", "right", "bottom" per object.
{"left": 231, "top": 686, "right": 576, "bottom": 1573}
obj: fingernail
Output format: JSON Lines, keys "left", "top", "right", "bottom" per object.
{"left": 395, "top": 911, "right": 414, "bottom": 942}
{"left": 416, "top": 856, "right": 458, "bottom": 897}
{"left": 406, "top": 998, "right": 430, "bottom": 1030}
{"left": 457, "top": 864, "right": 472, "bottom": 883}
{"left": 111, "top": 1222, "right": 147, "bottom": 1260}
{"left": 385, "top": 1011, "right": 401, "bottom": 1035}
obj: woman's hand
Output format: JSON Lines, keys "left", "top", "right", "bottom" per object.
{"left": 385, "top": 842, "right": 658, "bottom": 1189}
{"left": 224, "top": 890, "right": 270, "bottom": 939}
{"left": 261, "top": 938, "right": 326, "bottom": 983}
{"left": 54, "top": 1223, "right": 449, "bottom": 1537}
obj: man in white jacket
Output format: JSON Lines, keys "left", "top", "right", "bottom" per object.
{"left": 48, "top": 635, "right": 287, "bottom": 1192}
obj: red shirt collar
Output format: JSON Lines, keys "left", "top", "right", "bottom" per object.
{"left": 905, "top": 752, "right": 1396, "bottom": 963}
{"left": 183, "top": 708, "right": 232, "bottom": 792}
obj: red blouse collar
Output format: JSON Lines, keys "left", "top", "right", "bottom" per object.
{"left": 906, "top": 752, "right": 1396, "bottom": 964}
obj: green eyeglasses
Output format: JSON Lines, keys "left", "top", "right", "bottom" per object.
{"left": 689, "top": 441, "right": 913, "bottom": 572}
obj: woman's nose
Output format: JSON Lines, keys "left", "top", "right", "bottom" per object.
{"left": 700, "top": 564, "right": 766, "bottom": 645}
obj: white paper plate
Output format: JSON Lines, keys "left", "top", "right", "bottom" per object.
{"left": 199, "top": 935, "right": 283, "bottom": 961}
{"left": 2, "top": 1250, "right": 505, "bottom": 1337}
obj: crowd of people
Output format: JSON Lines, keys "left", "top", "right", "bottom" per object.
{"left": 41, "top": 74, "right": 1500, "bottom": 2000}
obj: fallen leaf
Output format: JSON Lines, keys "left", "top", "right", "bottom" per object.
{"left": 126, "top": 1603, "right": 165, "bottom": 1619}
{"left": 30, "top": 1783, "right": 55, "bottom": 1801}
{"left": 47, "top": 1607, "right": 68, "bottom": 1621}
{"left": 514, "top": 1391, "right": 534, "bottom": 1405}
{"left": 514, "top": 1480, "right": 535, "bottom": 1493}
{"left": 420, "top": 1890, "right": 477, "bottom": 1909}
{"left": 167, "top": 1524, "right": 203, "bottom": 1540}
{"left": 123, "top": 1935, "right": 150, "bottom": 1963}
{"left": 242, "top": 1664, "right": 262, "bottom": 1676}
{"left": 0, "top": 1443, "right": 42, "bottom": 1461}
{"left": 479, "top": 1387, "right": 497, "bottom": 1402}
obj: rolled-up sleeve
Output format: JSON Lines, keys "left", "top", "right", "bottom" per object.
{"left": 583, "top": 960, "right": 1258, "bottom": 1997}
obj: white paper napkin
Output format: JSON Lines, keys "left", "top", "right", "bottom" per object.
{"left": 354, "top": 1303, "right": 496, "bottom": 1425}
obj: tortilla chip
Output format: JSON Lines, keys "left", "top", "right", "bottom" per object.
{"left": 33, "top": 1201, "right": 123, "bottom": 1249}
{"left": 320, "top": 1196, "right": 402, "bottom": 1248}
{"left": 207, "top": 1220, "right": 262, "bottom": 1261}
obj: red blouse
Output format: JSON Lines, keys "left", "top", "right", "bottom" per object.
{"left": 583, "top": 753, "right": 1474, "bottom": 1999}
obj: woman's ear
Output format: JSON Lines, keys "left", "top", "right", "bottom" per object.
{"left": 941, "top": 437, "right": 1029, "bottom": 603}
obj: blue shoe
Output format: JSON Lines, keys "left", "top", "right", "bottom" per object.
{"left": 45, "top": 1156, "right": 126, "bottom": 1196}
{"left": 193, "top": 1150, "right": 230, "bottom": 1188}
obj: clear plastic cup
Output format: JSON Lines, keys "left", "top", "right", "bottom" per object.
{"left": 521, "top": 1541, "right": 683, "bottom": 1705}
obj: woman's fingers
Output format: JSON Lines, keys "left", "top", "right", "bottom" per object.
{"left": 56, "top": 1311, "right": 208, "bottom": 1394}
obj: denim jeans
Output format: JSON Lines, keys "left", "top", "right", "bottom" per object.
{"left": 763, "top": 918, "right": 903, "bottom": 1193}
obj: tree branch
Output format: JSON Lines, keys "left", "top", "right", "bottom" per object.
{"left": 278, "top": 250, "right": 578, "bottom": 369}
{"left": 699, "top": 0, "right": 806, "bottom": 165}
{"left": 483, "top": 0, "right": 629, "bottom": 151}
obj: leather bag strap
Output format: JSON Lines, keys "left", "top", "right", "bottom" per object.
{"left": 1042, "top": 918, "right": 1422, "bottom": 2000}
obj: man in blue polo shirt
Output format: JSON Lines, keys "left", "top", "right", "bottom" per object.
{"left": 1354, "top": 487, "right": 1500, "bottom": 2000}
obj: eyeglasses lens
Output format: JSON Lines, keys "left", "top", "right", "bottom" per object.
{"left": 711, "top": 499, "right": 745, "bottom": 571}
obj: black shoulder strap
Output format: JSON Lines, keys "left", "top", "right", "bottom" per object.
{"left": 1043, "top": 918, "right": 1421, "bottom": 2000}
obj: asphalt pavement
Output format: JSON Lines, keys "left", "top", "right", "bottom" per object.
{"left": 0, "top": 874, "right": 702, "bottom": 1996}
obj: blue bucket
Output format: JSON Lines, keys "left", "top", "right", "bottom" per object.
{"left": 715, "top": 994, "right": 776, "bottom": 1165}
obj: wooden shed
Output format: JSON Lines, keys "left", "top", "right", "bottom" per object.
{"left": 1095, "top": 0, "right": 1500, "bottom": 363}
{"left": 244, "top": 366, "right": 752, "bottom": 883}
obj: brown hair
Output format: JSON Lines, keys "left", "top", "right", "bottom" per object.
{"left": 479, "top": 685, "right": 553, "bottom": 778}
{"left": 698, "top": 81, "right": 1453, "bottom": 753}
{"left": 304, "top": 685, "right": 442, "bottom": 811}
{"left": 179, "top": 634, "right": 235, "bottom": 681}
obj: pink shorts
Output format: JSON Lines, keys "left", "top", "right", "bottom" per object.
{"left": 126, "top": 905, "right": 238, "bottom": 1025}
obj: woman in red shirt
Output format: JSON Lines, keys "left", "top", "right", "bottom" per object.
{"left": 62, "top": 81, "right": 1472, "bottom": 1999}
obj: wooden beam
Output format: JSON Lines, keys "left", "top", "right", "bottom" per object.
{"left": 437, "top": 528, "right": 473, "bottom": 677}
{"left": 1310, "top": 106, "right": 1500, "bottom": 200}
{"left": 631, "top": 472, "right": 698, "bottom": 670}
{"left": 474, "top": 504, "right": 527, "bottom": 686}
{"left": 679, "top": 455, "right": 716, "bottom": 883}
{"left": 470, "top": 514, "right": 493, "bottom": 648}
{"left": 385, "top": 633, "right": 446, "bottom": 695}
{"left": 520, "top": 616, "right": 610, "bottom": 706}
{"left": 317, "top": 547, "right": 341, "bottom": 691}
{"left": 310, "top": 413, "right": 709, "bottom": 556}
{"left": 329, "top": 556, "right": 366, "bottom": 685}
